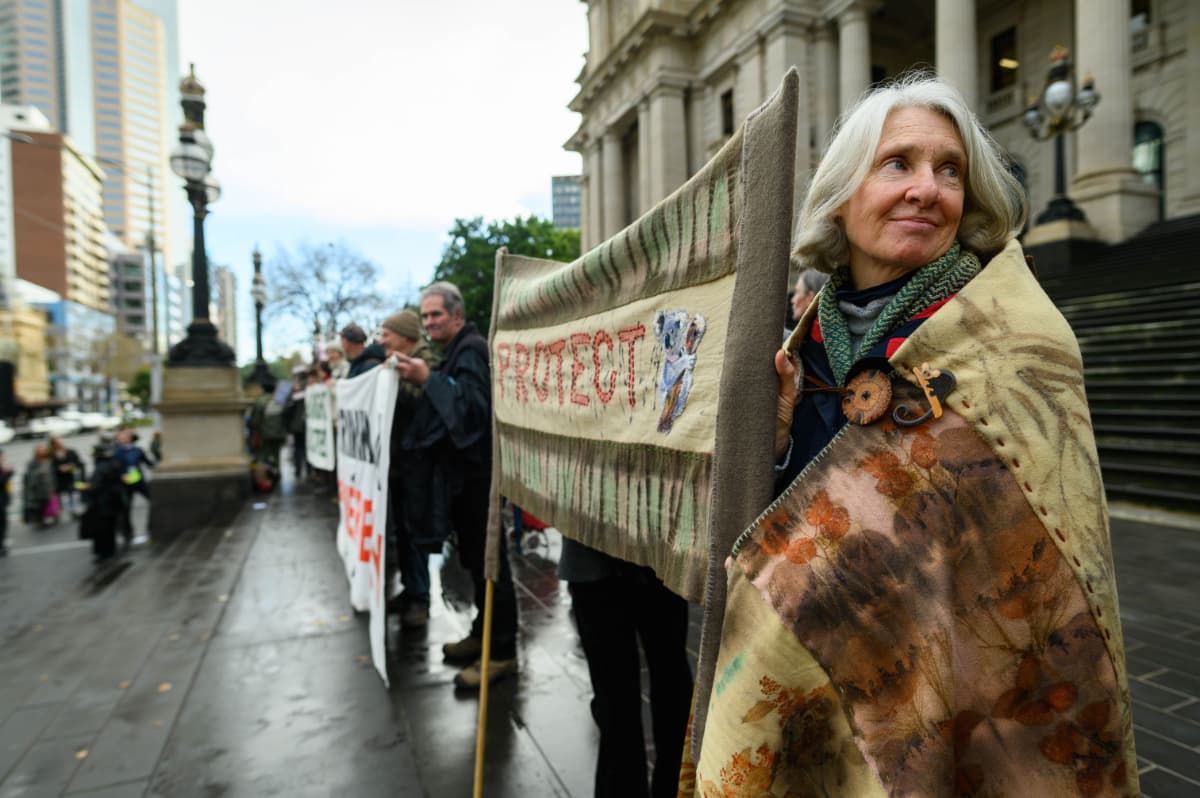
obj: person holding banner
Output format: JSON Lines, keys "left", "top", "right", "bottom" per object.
{"left": 690, "top": 75, "right": 1137, "bottom": 796}
{"left": 379, "top": 308, "right": 440, "bottom": 628}
{"left": 393, "top": 281, "right": 519, "bottom": 689}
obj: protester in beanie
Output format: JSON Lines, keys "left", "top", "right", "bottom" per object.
{"left": 379, "top": 308, "right": 440, "bottom": 628}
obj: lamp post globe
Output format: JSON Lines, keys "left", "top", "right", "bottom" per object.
{"left": 165, "top": 64, "right": 235, "bottom": 367}
{"left": 1024, "top": 45, "right": 1101, "bottom": 225}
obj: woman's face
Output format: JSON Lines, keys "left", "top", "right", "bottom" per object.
{"left": 837, "top": 106, "right": 966, "bottom": 285}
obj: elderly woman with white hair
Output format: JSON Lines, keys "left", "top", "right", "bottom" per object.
{"left": 690, "top": 76, "right": 1137, "bottom": 797}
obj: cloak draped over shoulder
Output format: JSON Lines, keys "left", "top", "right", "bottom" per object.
{"left": 689, "top": 240, "right": 1137, "bottom": 797}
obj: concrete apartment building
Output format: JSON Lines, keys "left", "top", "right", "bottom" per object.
{"left": 566, "top": 0, "right": 1193, "bottom": 251}
{"left": 7, "top": 120, "right": 109, "bottom": 314}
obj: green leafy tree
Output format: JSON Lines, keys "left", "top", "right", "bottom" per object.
{"left": 431, "top": 215, "right": 581, "bottom": 332}
{"left": 128, "top": 368, "right": 152, "bottom": 408}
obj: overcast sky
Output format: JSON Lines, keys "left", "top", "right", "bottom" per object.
{"left": 175, "top": 0, "right": 588, "bottom": 360}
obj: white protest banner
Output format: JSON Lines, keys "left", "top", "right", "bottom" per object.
{"left": 305, "top": 382, "right": 335, "bottom": 470}
{"left": 335, "top": 366, "right": 397, "bottom": 685}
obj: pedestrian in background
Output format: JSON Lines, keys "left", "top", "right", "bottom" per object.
{"left": 326, "top": 342, "right": 350, "bottom": 380}
{"left": 379, "top": 308, "right": 440, "bottom": 628}
{"left": 790, "top": 267, "right": 829, "bottom": 323}
{"left": 394, "top": 281, "right": 519, "bottom": 689}
{"left": 247, "top": 376, "right": 288, "bottom": 489}
{"left": 283, "top": 367, "right": 309, "bottom": 482}
{"left": 0, "top": 449, "right": 13, "bottom": 556}
{"left": 50, "top": 437, "right": 85, "bottom": 516}
{"left": 81, "top": 436, "right": 126, "bottom": 562}
{"left": 340, "top": 323, "right": 386, "bottom": 378}
{"left": 559, "top": 537, "right": 693, "bottom": 798}
{"left": 22, "top": 444, "right": 55, "bottom": 527}
{"left": 113, "top": 427, "right": 154, "bottom": 546}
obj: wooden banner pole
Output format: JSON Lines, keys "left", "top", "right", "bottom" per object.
{"left": 472, "top": 578, "right": 495, "bottom": 798}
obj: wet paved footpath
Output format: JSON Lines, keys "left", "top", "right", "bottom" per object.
{"left": 1, "top": 475, "right": 1198, "bottom": 796}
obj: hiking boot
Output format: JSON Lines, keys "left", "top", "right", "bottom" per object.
{"left": 442, "top": 635, "right": 483, "bottom": 663}
{"left": 401, "top": 604, "right": 429, "bottom": 629}
{"left": 453, "top": 658, "right": 517, "bottom": 690}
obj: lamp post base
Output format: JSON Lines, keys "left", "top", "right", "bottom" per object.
{"left": 150, "top": 362, "right": 250, "bottom": 543}
{"left": 1035, "top": 195, "right": 1088, "bottom": 226}
{"left": 246, "top": 360, "right": 274, "bottom": 394}
{"left": 167, "top": 319, "right": 236, "bottom": 366}
{"left": 1022, "top": 217, "right": 1107, "bottom": 279}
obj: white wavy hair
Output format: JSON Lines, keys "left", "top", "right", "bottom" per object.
{"left": 792, "top": 73, "right": 1027, "bottom": 273}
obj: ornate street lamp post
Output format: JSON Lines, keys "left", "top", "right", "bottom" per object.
{"left": 248, "top": 247, "right": 272, "bottom": 387}
{"left": 1023, "top": 45, "right": 1101, "bottom": 225}
{"left": 167, "top": 63, "right": 233, "bottom": 366}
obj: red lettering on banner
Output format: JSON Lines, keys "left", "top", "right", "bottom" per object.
{"left": 513, "top": 344, "right": 530, "bottom": 403}
{"left": 548, "top": 339, "right": 567, "bottom": 406}
{"left": 498, "top": 323, "right": 647, "bottom": 411}
{"left": 359, "top": 499, "right": 374, "bottom": 563}
{"left": 569, "top": 333, "right": 592, "bottom": 407}
{"left": 618, "top": 324, "right": 646, "bottom": 410}
{"left": 495, "top": 343, "right": 511, "bottom": 400}
{"left": 531, "top": 342, "right": 550, "bottom": 402}
{"left": 593, "top": 329, "right": 616, "bottom": 404}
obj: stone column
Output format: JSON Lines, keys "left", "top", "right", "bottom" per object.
{"left": 813, "top": 21, "right": 838, "bottom": 154}
{"left": 648, "top": 84, "right": 689, "bottom": 204}
{"left": 735, "top": 41, "right": 764, "bottom": 124}
{"left": 836, "top": 1, "right": 873, "bottom": 113}
{"left": 1072, "top": 0, "right": 1159, "bottom": 241}
{"left": 638, "top": 99, "right": 653, "bottom": 215}
{"left": 584, "top": 139, "right": 604, "bottom": 250}
{"left": 764, "top": 19, "right": 814, "bottom": 210}
{"left": 601, "top": 130, "right": 625, "bottom": 239}
{"left": 1180, "top": 1, "right": 1200, "bottom": 216}
{"left": 935, "top": 0, "right": 977, "bottom": 109}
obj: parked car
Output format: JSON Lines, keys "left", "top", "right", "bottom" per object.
{"left": 0, "top": 420, "right": 13, "bottom": 445}
{"left": 29, "top": 415, "right": 83, "bottom": 437}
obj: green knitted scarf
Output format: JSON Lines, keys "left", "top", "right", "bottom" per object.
{"left": 818, "top": 241, "right": 982, "bottom": 386}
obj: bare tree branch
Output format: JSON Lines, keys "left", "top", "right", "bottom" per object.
{"left": 264, "top": 241, "right": 387, "bottom": 341}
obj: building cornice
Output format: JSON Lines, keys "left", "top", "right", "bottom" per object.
{"left": 569, "top": 8, "right": 692, "bottom": 114}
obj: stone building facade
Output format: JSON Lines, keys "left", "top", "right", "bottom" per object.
{"left": 566, "top": 0, "right": 1199, "bottom": 250}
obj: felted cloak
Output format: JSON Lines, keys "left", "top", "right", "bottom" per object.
{"left": 686, "top": 239, "right": 1138, "bottom": 797}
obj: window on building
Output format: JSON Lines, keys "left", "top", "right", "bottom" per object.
{"left": 990, "top": 27, "right": 1018, "bottom": 92}
{"left": 1132, "top": 121, "right": 1164, "bottom": 220}
{"left": 1131, "top": 0, "right": 1151, "bottom": 29}
{"left": 720, "top": 89, "right": 734, "bottom": 137}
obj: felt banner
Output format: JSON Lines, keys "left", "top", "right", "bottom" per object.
{"left": 486, "top": 69, "right": 799, "bottom": 612}
{"left": 487, "top": 69, "right": 800, "bottom": 752}
{"left": 334, "top": 367, "right": 396, "bottom": 685}
{"left": 305, "top": 382, "right": 335, "bottom": 471}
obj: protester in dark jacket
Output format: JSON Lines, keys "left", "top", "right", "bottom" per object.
{"left": 340, "top": 322, "right": 386, "bottom": 378}
{"left": 394, "top": 281, "right": 518, "bottom": 690}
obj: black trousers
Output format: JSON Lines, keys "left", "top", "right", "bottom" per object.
{"left": 453, "top": 476, "right": 518, "bottom": 660}
{"left": 570, "top": 569, "right": 693, "bottom": 798}
{"left": 119, "top": 481, "right": 150, "bottom": 541}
